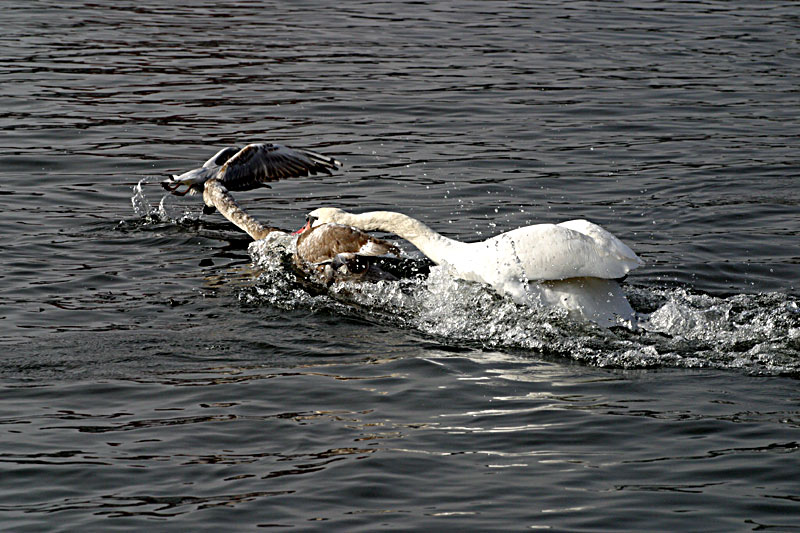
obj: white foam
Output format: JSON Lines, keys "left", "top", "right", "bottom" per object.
{"left": 245, "top": 243, "right": 800, "bottom": 374}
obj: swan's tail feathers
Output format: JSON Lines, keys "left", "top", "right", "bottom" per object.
{"left": 558, "top": 219, "right": 644, "bottom": 276}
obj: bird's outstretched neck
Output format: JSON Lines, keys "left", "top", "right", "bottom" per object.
{"left": 202, "top": 179, "right": 280, "bottom": 240}
{"left": 326, "top": 210, "right": 466, "bottom": 266}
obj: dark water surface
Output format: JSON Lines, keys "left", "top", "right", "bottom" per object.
{"left": 1, "top": 1, "right": 799, "bottom": 530}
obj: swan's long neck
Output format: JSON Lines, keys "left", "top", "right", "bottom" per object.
{"left": 335, "top": 211, "right": 466, "bottom": 265}
{"left": 203, "top": 179, "right": 280, "bottom": 241}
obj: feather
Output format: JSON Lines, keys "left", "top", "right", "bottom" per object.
{"left": 162, "top": 142, "right": 341, "bottom": 196}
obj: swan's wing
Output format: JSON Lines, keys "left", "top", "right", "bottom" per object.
{"left": 493, "top": 222, "right": 642, "bottom": 281}
{"left": 357, "top": 237, "right": 400, "bottom": 257}
{"left": 557, "top": 219, "right": 643, "bottom": 271}
{"left": 511, "top": 278, "right": 637, "bottom": 328}
{"left": 296, "top": 223, "right": 400, "bottom": 265}
{"left": 217, "top": 143, "right": 342, "bottom": 191}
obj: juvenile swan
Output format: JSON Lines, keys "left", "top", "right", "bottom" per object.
{"left": 306, "top": 208, "right": 644, "bottom": 327}
{"left": 201, "top": 181, "right": 420, "bottom": 285}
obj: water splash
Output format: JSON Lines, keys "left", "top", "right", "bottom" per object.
{"left": 131, "top": 177, "right": 205, "bottom": 223}
{"left": 245, "top": 241, "right": 800, "bottom": 375}
{"left": 130, "top": 191, "right": 800, "bottom": 376}
{"left": 131, "top": 177, "right": 157, "bottom": 219}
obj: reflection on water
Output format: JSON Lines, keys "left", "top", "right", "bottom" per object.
{"left": 4, "top": 357, "right": 798, "bottom": 530}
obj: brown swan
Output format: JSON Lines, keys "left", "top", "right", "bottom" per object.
{"left": 201, "top": 178, "right": 422, "bottom": 285}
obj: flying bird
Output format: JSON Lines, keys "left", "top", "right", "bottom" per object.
{"left": 162, "top": 143, "right": 341, "bottom": 197}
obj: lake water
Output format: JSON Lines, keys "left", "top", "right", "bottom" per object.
{"left": 1, "top": 1, "right": 799, "bottom": 531}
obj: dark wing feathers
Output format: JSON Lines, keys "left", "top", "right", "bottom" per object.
{"left": 203, "top": 146, "right": 240, "bottom": 168}
{"left": 217, "top": 143, "right": 341, "bottom": 191}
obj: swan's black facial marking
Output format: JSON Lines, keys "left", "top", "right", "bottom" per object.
{"left": 293, "top": 214, "right": 318, "bottom": 235}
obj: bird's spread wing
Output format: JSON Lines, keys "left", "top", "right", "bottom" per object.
{"left": 217, "top": 143, "right": 342, "bottom": 191}
{"left": 203, "top": 146, "right": 240, "bottom": 168}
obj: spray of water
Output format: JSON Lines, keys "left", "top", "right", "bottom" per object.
{"left": 131, "top": 177, "right": 207, "bottom": 224}
{"left": 245, "top": 239, "right": 800, "bottom": 375}
{"left": 130, "top": 185, "right": 800, "bottom": 375}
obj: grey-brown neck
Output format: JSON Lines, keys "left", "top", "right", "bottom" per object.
{"left": 203, "top": 179, "right": 280, "bottom": 241}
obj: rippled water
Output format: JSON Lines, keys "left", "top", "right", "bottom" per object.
{"left": 2, "top": 1, "right": 799, "bottom": 531}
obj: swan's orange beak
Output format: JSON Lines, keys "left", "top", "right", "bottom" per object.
{"left": 293, "top": 219, "right": 312, "bottom": 235}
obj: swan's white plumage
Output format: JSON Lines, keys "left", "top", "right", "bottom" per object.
{"left": 307, "top": 208, "right": 644, "bottom": 327}
{"left": 442, "top": 220, "right": 642, "bottom": 284}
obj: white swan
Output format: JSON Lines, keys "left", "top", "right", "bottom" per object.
{"left": 304, "top": 208, "right": 644, "bottom": 327}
